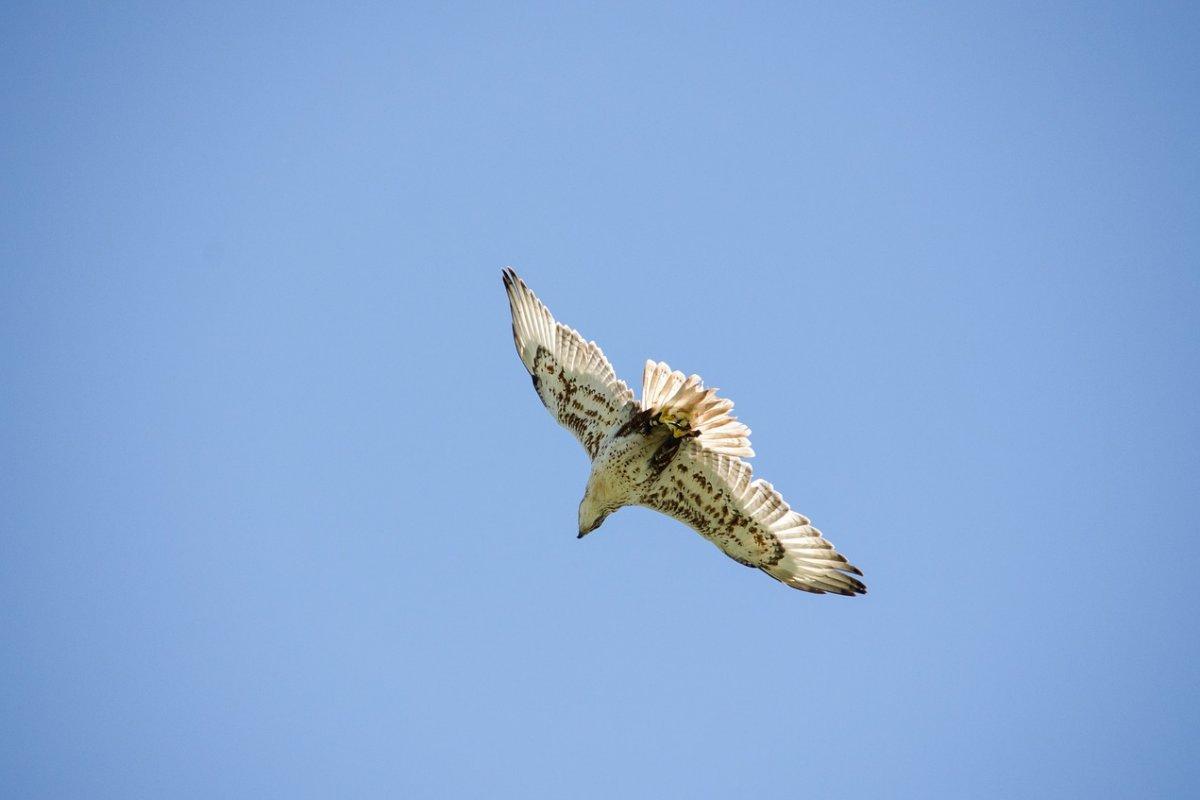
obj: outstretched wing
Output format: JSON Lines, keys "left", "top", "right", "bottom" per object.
{"left": 503, "top": 268, "right": 635, "bottom": 459}
{"left": 640, "top": 441, "right": 865, "bottom": 595}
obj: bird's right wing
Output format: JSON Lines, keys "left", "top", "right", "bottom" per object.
{"left": 639, "top": 441, "right": 866, "bottom": 595}
{"left": 503, "top": 268, "right": 636, "bottom": 459}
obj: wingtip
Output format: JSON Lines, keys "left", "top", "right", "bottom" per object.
{"left": 843, "top": 574, "right": 868, "bottom": 595}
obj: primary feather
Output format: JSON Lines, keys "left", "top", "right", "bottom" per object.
{"left": 503, "top": 268, "right": 635, "bottom": 458}
{"left": 503, "top": 267, "right": 865, "bottom": 596}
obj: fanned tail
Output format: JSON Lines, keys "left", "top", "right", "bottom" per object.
{"left": 639, "top": 360, "right": 754, "bottom": 458}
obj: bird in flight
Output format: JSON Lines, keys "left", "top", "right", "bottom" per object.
{"left": 502, "top": 268, "right": 865, "bottom": 595}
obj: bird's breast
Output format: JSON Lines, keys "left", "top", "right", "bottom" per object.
{"left": 595, "top": 429, "right": 678, "bottom": 491}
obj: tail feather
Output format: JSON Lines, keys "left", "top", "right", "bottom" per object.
{"left": 640, "top": 360, "right": 754, "bottom": 458}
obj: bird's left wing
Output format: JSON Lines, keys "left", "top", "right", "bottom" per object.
{"left": 503, "top": 268, "right": 636, "bottom": 459}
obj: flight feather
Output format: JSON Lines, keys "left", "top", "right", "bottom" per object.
{"left": 503, "top": 268, "right": 635, "bottom": 458}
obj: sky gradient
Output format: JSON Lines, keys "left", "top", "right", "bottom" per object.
{"left": 3, "top": 3, "right": 1198, "bottom": 797}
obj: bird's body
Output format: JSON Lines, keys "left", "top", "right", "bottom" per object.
{"left": 585, "top": 414, "right": 671, "bottom": 517}
{"left": 503, "top": 268, "right": 866, "bottom": 595}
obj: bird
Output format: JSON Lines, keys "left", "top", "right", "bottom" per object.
{"left": 502, "top": 268, "right": 866, "bottom": 595}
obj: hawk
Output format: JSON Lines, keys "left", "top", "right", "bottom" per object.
{"left": 503, "top": 268, "right": 866, "bottom": 595}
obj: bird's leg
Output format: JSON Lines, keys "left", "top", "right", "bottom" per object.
{"left": 657, "top": 408, "right": 693, "bottom": 438}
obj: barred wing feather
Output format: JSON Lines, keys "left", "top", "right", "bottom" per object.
{"left": 640, "top": 441, "right": 865, "bottom": 595}
{"left": 503, "top": 268, "right": 635, "bottom": 459}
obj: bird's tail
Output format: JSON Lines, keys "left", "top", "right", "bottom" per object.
{"left": 640, "top": 360, "right": 753, "bottom": 458}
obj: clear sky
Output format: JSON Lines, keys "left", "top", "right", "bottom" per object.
{"left": 3, "top": 3, "right": 1198, "bottom": 797}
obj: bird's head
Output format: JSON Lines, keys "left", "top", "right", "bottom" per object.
{"left": 578, "top": 474, "right": 619, "bottom": 537}
{"left": 578, "top": 496, "right": 614, "bottom": 542}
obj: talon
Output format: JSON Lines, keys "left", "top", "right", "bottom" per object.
{"left": 657, "top": 408, "right": 692, "bottom": 438}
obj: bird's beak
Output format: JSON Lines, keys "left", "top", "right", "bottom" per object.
{"left": 577, "top": 514, "right": 606, "bottom": 539}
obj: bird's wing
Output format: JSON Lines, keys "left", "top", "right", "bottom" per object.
{"left": 503, "top": 268, "right": 636, "bottom": 459}
{"left": 639, "top": 440, "right": 865, "bottom": 595}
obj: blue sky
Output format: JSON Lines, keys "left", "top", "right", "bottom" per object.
{"left": 3, "top": 3, "right": 1198, "bottom": 797}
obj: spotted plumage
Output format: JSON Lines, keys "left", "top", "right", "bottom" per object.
{"left": 502, "top": 267, "right": 865, "bottom": 596}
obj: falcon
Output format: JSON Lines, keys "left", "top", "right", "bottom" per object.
{"left": 502, "top": 268, "right": 866, "bottom": 595}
